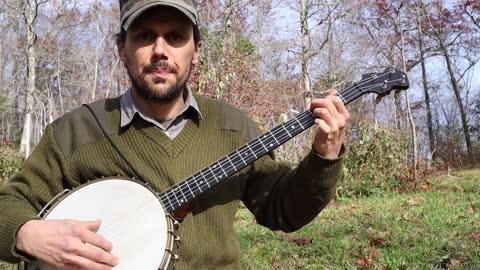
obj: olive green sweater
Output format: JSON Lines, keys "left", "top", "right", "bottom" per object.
{"left": 0, "top": 95, "right": 342, "bottom": 269}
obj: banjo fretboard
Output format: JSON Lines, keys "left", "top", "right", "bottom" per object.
{"left": 159, "top": 67, "right": 408, "bottom": 213}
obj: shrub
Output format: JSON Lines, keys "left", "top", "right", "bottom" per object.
{"left": 0, "top": 147, "right": 24, "bottom": 184}
{"left": 339, "top": 122, "right": 410, "bottom": 198}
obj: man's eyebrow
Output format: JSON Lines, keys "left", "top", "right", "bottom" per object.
{"left": 130, "top": 25, "right": 151, "bottom": 32}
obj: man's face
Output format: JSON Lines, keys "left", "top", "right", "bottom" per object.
{"left": 118, "top": 7, "right": 200, "bottom": 103}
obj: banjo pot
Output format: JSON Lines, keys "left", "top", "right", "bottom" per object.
{"left": 24, "top": 178, "right": 178, "bottom": 270}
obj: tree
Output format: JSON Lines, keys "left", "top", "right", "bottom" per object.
{"left": 20, "top": 0, "right": 49, "bottom": 157}
{"left": 422, "top": 0, "right": 478, "bottom": 160}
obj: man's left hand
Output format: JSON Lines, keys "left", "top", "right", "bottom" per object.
{"left": 310, "top": 89, "right": 350, "bottom": 159}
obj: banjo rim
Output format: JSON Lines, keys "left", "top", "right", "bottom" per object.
{"left": 31, "top": 177, "right": 178, "bottom": 270}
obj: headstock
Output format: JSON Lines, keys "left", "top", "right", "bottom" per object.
{"left": 338, "top": 67, "right": 409, "bottom": 105}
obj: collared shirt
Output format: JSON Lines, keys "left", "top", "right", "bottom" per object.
{"left": 120, "top": 87, "right": 203, "bottom": 139}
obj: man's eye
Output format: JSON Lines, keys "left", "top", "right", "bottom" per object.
{"left": 137, "top": 32, "right": 155, "bottom": 41}
{"left": 167, "top": 32, "right": 185, "bottom": 43}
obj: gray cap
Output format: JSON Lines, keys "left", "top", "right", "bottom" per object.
{"left": 119, "top": 0, "right": 198, "bottom": 31}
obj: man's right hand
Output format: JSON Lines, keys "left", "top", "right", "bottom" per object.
{"left": 16, "top": 219, "right": 118, "bottom": 270}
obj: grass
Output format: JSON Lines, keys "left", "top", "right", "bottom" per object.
{"left": 1, "top": 169, "right": 478, "bottom": 269}
{"left": 235, "top": 169, "right": 480, "bottom": 269}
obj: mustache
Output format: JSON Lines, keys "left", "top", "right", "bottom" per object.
{"left": 145, "top": 60, "right": 177, "bottom": 73}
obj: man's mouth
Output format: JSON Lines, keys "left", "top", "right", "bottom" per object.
{"left": 150, "top": 69, "right": 171, "bottom": 78}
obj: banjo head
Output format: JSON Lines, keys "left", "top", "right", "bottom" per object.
{"left": 32, "top": 178, "right": 175, "bottom": 270}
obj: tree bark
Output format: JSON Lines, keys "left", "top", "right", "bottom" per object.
{"left": 399, "top": 2, "right": 417, "bottom": 180}
{"left": 440, "top": 41, "right": 473, "bottom": 159}
{"left": 300, "top": 0, "right": 312, "bottom": 109}
{"left": 417, "top": 20, "right": 436, "bottom": 161}
{"left": 20, "top": 0, "right": 43, "bottom": 157}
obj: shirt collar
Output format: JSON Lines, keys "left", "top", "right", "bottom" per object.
{"left": 120, "top": 86, "right": 203, "bottom": 128}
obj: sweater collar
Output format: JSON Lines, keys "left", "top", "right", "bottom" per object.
{"left": 120, "top": 86, "right": 203, "bottom": 129}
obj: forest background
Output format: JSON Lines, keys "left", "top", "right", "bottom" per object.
{"left": 0, "top": 0, "right": 479, "bottom": 269}
{"left": 0, "top": 0, "right": 479, "bottom": 178}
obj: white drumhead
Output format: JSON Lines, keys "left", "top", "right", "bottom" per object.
{"left": 43, "top": 179, "right": 168, "bottom": 270}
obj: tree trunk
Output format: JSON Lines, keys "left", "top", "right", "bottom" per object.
{"left": 20, "top": 0, "right": 41, "bottom": 157}
{"left": 439, "top": 40, "right": 473, "bottom": 159}
{"left": 223, "top": 0, "right": 236, "bottom": 52}
{"left": 300, "top": 0, "right": 312, "bottom": 110}
{"left": 399, "top": 3, "right": 417, "bottom": 180}
{"left": 417, "top": 21, "right": 436, "bottom": 161}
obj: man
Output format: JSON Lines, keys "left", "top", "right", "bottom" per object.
{"left": 0, "top": 0, "right": 349, "bottom": 269}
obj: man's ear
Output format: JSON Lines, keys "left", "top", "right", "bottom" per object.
{"left": 117, "top": 37, "right": 126, "bottom": 62}
{"left": 192, "top": 40, "right": 202, "bottom": 65}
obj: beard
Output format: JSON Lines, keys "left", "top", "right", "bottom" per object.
{"left": 126, "top": 59, "right": 191, "bottom": 104}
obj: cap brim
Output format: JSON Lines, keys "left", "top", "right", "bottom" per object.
{"left": 122, "top": 2, "right": 197, "bottom": 31}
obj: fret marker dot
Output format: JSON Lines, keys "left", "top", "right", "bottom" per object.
{"left": 291, "top": 125, "right": 295, "bottom": 129}
{"left": 180, "top": 199, "right": 184, "bottom": 203}
{"left": 270, "top": 143, "right": 273, "bottom": 147}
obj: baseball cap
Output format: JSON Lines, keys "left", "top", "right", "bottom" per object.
{"left": 120, "top": 0, "right": 198, "bottom": 31}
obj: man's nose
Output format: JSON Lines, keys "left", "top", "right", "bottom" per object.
{"left": 152, "top": 37, "right": 167, "bottom": 59}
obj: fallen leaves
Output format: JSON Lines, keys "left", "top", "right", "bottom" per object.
{"left": 356, "top": 247, "right": 386, "bottom": 269}
{"left": 453, "top": 184, "right": 465, "bottom": 192}
{"left": 438, "top": 255, "right": 463, "bottom": 269}
{"left": 367, "top": 227, "right": 390, "bottom": 246}
{"left": 405, "top": 195, "right": 425, "bottom": 206}
{"left": 420, "top": 181, "right": 432, "bottom": 190}
{"left": 282, "top": 233, "right": 313, "bottom": 246}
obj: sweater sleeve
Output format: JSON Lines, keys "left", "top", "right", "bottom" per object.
{"left": 0, "top": 125, "right": 67, "bottom": 263}
{"left": 242, "top": 138, "right": 343, "bottom": 233}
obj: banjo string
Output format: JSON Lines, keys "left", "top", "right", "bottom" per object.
{"left": 160, "top": 78, "right": 403, "bottom": 210}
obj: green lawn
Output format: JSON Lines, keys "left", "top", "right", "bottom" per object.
{"left": 235, "top": 169, "right": 480, "bottom": 269}
{"left": 1, "top": 169, "right": 479, "bottom": 269}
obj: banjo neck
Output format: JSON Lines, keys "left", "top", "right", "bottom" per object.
{"left": 159, "top": 67, "right": 409, "bottom": 213}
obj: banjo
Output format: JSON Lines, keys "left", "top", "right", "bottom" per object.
{"left": 24, "top": 68, "right": 409, "bottom": 270}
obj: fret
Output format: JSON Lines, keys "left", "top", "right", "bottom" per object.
{"left": 236, "top": 149, "right": 247, "bottom": 165}
{"left": 216, "top": 161, "right": 228, "bottom": 177}
{"left": 225, "top": 155, "right": 238, "bottom": 172}
{"left": 262, "top": 134, "right": 276, "bottom": 149}
{"left": 192, "top": 174, "right": 202, "bottom": 195}
{"left": 296, "top": 113, "right": 312, "bottom": 132}
{"left": 239, "top": 146, "right": 254, "bottom": 164}
{"left": 246, "top": 143, "right": 258, "bottom": 159}
{"left": 171, "top": 188, "right": 181, "bottom": 207}
{"left": 176, "top": 185, "right": 187, "bottom": 204}
{"left": 258, "top": 137, "right": 269, "bottom": 152}
{"left": 281, "top": 124, "right": 293, "bottom": 137}
{"left": 200, "top": 170, "right": 210, "bottom": 188}
{"left": 294, "top": 117, "right": 305, "bottom": 129}
{"left": 337, "top": 92, "right": 347, "bottom": 103}
{"left": 184, "top": 181, "right": 195, "bottom": 200}
{"left": 161, "top": 195, "right": 173, "bottom": 210}
{"left": 269, "top": 131, "right": 280, "bottom": 145}
{"left": 208, "top": 165, "right": 219, "bottom": 183}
